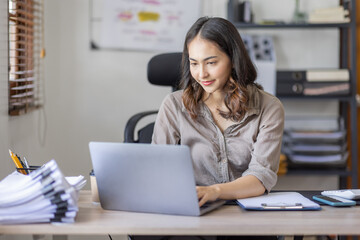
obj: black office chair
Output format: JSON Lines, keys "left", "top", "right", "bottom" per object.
{"left": 124, "top": 52, "right": 182, "bottom": 143}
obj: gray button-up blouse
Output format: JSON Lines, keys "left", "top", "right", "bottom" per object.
{"left": 152, "top": 84, "right": 284, "bottom": 192}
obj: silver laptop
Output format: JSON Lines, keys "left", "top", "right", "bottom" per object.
{"left": 89, "top": 142, "right": 225, "bottom": 216}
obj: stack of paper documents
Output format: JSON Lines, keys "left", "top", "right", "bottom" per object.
{"left": 282, "top": 129, "right": 348, "bottom": 168}
{"left": 0, "top": 159, "right": 86, "bottom": 224}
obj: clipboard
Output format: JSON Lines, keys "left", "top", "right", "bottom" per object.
{"left": 236, "top": 192, "right": 321, "bottom": 211}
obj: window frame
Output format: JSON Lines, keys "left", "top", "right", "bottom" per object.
{"left": 8, "top": 0, "right": 44, "bottom": 116}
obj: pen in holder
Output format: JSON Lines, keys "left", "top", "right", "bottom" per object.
{"left": 16, "top": 165, "right": 41, "bottom": 174}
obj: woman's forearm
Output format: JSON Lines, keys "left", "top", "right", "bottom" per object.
{"left": 215, "top": 175, "right": 266, "bottom": 200}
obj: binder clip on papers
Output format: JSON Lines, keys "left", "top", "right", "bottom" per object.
{"left": 261, "top": 202, "right": 303, "bottom": 210}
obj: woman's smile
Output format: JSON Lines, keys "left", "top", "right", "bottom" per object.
{"left": 201, "top": 80, "right": 215, "bottom": 86}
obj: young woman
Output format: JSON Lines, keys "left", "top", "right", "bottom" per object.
{"left": 152, "top": 16, "right": 284, "bottom": 207}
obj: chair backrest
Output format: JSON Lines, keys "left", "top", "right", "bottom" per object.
{"left": 124, "top": 52, "right": 182, "bottom": 143}
{"left": 147, "top": 52, "right": 182, "bottom": 91}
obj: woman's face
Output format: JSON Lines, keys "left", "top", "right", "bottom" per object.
{"left": 188, "top": 35, "right": 232, "bottom": 95}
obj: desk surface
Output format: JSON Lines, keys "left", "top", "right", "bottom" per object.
{"left": 1, "top": 190, "right": 360, "bottom": 236}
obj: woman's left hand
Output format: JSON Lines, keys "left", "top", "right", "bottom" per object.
{"left": 196, "top": 185, "right": 221, "bottom": 207}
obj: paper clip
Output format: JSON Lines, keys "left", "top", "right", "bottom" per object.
{"left": 261, "top": 203, "right": 303, "bottom": 209}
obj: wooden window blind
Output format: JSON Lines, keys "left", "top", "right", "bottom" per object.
{"left": 8, "top": 0, "right": 44, "bottom": 116}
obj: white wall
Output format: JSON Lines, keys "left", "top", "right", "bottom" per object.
{"left": 0, "top": 0, "right": 341, "bottom": 191}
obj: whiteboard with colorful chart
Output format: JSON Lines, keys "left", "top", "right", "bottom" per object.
{"left": 89, "top": 0, "right": 201, "bottom": 51}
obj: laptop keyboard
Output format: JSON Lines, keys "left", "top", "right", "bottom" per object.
{"left": 199, "top": 199, "right": 226, "bottom": 212}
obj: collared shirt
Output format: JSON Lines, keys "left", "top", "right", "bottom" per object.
{"left": 152, "top": 85, "right": 284, "bottom": 192}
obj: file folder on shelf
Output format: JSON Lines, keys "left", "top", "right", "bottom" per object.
{"left": 0, "top": 159, "right": 86, "bottom": 224}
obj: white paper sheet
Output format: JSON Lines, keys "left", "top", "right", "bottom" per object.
{"left": 237, "top": 192, "right": 321, "bottom": 210}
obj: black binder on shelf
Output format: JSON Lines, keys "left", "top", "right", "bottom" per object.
{"left": 276, "top": 70, "right": 350, "bottom": 97}
{"left": 277, "top": 70, "right": 306, "bottom": 81}
{"left": 277, "top": 69, "right": 349, "bottom": 82}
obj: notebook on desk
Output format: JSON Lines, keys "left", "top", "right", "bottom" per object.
{"left": 89, "top": 142, "right": 226, "bottom": 216}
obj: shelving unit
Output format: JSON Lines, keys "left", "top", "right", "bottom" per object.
{"left": 231, "top": 23, "right": 351, "bottom": 29}
{"left": 228, "top": 0, "right": 358, "bottom": 188}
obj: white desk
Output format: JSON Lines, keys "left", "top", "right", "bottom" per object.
{"left": 1, "top": 191, "right": 360, "bottom": 237}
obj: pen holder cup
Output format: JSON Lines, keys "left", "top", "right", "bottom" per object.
{"left": 90, "top": 170, "right": 100, "bottom": 203}
{"left": 16, "top": 165, "right": 41, "bottom": 174}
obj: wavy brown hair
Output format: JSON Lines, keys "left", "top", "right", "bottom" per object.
{"left": 180, "top": 17, "right": 258, "bottom": 122}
